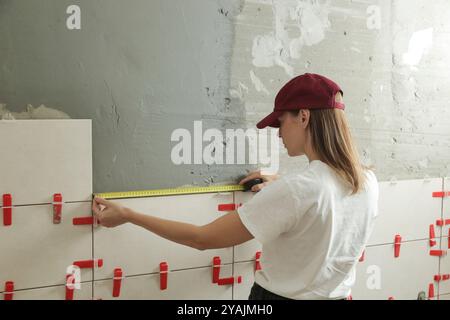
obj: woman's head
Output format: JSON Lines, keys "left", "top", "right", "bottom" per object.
{"left": 278, "top": 92, "right": 345, "bottom": 158}
{"left": 278, "top": 92, "right": 371, "bottom": 195}
{"left": 257, "top": 73, "right": 372, "bottom": 195}
{"left": 277, "top": 108, "right": 310, "bottom": 157}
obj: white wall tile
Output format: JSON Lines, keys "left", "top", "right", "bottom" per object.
{"left": 368, "top": 178, "right": 443, "bottom": 246}
{"left": 94, "top": 193, "right": 234, "bottom": 279}
{"left": 352, "top": 240, "right": 438, "bottom": 300}
{"left": 435, "top": 236, "right": 450, "bottom": 296}
{"left": 0, "top": 202, "right": 93, "bottom": 290}
{"left": 0, "top": 120, "right": 92, "bottom": 205}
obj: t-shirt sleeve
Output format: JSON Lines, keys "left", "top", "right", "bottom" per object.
{"left": 237, "top": 177, "right": 300, "bottom": 244}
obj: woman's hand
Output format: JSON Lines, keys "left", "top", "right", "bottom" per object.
{"left": 239, "top": 170, "right": 280, "bottom": 192}
{"left": 92, "top": 197, "right": 131, "bottom": 228}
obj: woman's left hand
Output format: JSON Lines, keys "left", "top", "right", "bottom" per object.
{"left": 92, "top": 197, "right": 130, "bottom": 228}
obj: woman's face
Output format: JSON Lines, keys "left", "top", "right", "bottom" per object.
{"left": 278, "top": 110, "right": 309, "bottom": 157}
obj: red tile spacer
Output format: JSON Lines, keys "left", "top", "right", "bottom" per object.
{"left": 255, "top": 251, "right": 262, "bottom": 271}
{"left": 4, "top": 281, "right": 14, "bottom": 300}
{"left": 433, "top": 191, "right": 450, "bottom": 198}
{"left": 347, "top": 295, "right": 353, "bottom": 300}
{"left": 53, "top": 193, "right": 63, "bottom": 224}
{"left": 432, "top": 192, "right": 442, "bottom": 198}
{"left": 388, "top": 296, "right": 395, "bottom": 300}
{"left": 429, "top": 224, "right": 437, "bottom": 247}
{"left": 73, "top": 216, "right": 98, "bottom": 226}
{"left": 394, "top": 235, "right": 402, "bottom": 258}
{"left": 73, "top": 259, "right": 103, "bottom": 269}
{"left": 359, "top": 250, "right": 365, "bottom": 262}
{"left": 435, "top": 274, "right": 450, "bottom": 282}
{"left": 428, "top": 283, "right": 435, "bottom": 299}
{"left": 65, "top": 274, "right": 75, "bottom": 300}
{"left": 218, "top": 204, "right": 236, "bottom": 212}
{"left": 3, "top": 194, "right": 12, "bottom": 226}
{"left": 160, "top": 262, "right": 168, "bottom": 291}
{"left": 430, "top": 250, "right": 446, "bottom": 257}
{"left": 217, "top": 276, "right": 242, "bottom": 286}
{"left": 448, "top": 229, "right": 450, "bottom": 250}
{"left": 212, "top": 256, "right": 221, "bottom": 284}
{"left": 113, "top": 268, "right": 123, "bottom": 297}
{"left": 436, "top": 219, "right": 450, "bottom": 226}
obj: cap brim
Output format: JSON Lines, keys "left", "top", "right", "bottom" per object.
{"left": 256, "top": 111, "right": 284, "bottom": 129}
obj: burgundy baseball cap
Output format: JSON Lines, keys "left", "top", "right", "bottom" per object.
{"left": 256, "top": 73, "right": 345, "bottom": 129}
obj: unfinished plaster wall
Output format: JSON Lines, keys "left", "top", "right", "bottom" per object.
{"left": 0, "top": 0, "right": 449, "bottom": 192}
{"left": 230, "top": 0, "right": 450, "bottom": 181}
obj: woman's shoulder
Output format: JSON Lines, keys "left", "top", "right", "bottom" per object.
{"left": 283, "top": 165, "right": 320, "bottom": 183}
{"left": 281, "top": 168, "right": 322, "bottom": 195}
{"left": 362, "top": 168, "right": 379, "bottom": 196}
{"left": 284, "top": 162, "right": 375, "bottom": 193}
{"left": 362, "top": 167, "right": 379, "bottom": 186}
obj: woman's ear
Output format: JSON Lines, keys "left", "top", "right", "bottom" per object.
{"left": 299, "top": 109, "right": 310, "bottom": 129}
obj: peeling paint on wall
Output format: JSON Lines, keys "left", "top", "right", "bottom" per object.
{"left": 231, "top": 0, "right": 450, "bottom": 182}
{"left": 251, "top": 0, "right": 332, "bottom": 77}
{"left": 402, "top": 28, "right": 433, "bottom": 67}
{"left": 250, "top": 70, "right": 270, "bottom": 95}
{"left": 229, "top": 82, "right": 249, "bottom": 101}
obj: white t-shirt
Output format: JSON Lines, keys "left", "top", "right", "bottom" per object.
{"left": 237, "top": 160, "right": 379, "bottom": 300}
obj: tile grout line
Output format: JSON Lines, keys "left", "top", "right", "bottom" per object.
{"left": 91, "top": 202, "right": 95, "bottom": 300}
{"left": 438, "top": 177, "right": 445, "bottom": 299}
{"left": 367, "top": 237, "right": 445, "bottom": 248}
{"left": 0, "top": 280, "right": 93, "bottom": 294}
{"left": 0, "top": 200, "right": 92, "bottom": 209}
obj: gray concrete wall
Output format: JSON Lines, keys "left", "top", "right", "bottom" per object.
{"left": 230, "top": 0, "right": 450, "bottom": 181}
{"left": 1, "top": 0, "right": 449, "bottom": 192}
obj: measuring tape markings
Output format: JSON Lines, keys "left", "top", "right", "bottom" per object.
{"left": 94, "top": 184, "right": 246, "bottom": 200}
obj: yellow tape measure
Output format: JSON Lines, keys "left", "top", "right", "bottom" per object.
{"left": 94, "top": 184, "right": 246, "bottom": 200}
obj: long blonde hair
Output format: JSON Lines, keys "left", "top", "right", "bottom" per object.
{"left": 294, "top": 93, "right": 373, "bottom": 195}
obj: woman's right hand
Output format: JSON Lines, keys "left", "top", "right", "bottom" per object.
{"left": 239, "top": 170, "right": 280, "bottom": 193}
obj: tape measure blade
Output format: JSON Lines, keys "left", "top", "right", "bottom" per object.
{"left": 94, "top": 184, "right": 245, "bottom": 200}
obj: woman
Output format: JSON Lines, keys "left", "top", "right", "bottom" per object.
{"left": 93, "top": 73, "right": 379, "bottom": 300}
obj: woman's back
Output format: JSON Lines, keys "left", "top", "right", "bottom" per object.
{"left": 238, "top": 160, "right": 379, "bottom": 300}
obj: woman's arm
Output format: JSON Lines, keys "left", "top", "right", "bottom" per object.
{"left": 92, "top": 197, "right": 254, "bottom": 251}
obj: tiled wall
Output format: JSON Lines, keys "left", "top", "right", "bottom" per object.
{"left": 0, "top": 120, "right": 93, "bottom": 300}
{"left": 1, "top": 121, "right": 449, "bottom": 300}
{"left": 352, "top": 177, "right": 448, "bottom": 300}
